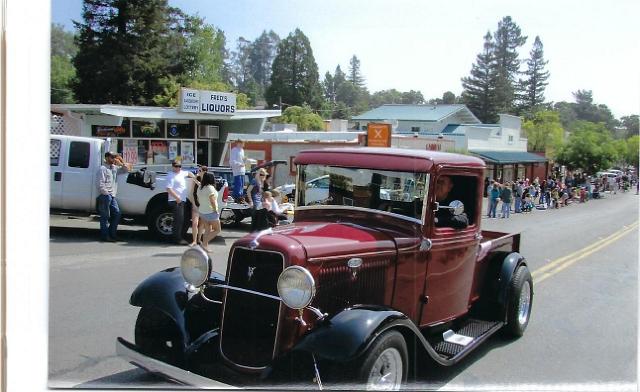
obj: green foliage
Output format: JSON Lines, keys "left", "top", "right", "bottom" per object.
{"left": 517, "top": 36, "right": 549, "bottom": 117}
{"left": 442, "top": 91, "right": 456, "bottom": 104}
{"left": 492, "top": 16, "right": 527, "bottom": 114}
{"left": 183, "top": 19, "right": 227, "bottom": 85}
{"left": 620, "top": 115, "right": 639, "bottom": 139}
{"left": 266, "top": 29, "right": 323, "bottom": 109}
{"left": 273, "top": 105, "right": 324, "bottom": 130}
{"left": 461, "top": 32, "right": 499, "bottom": 123}
{"left": 51, "top": 24, "right": 77, "bottom": 103}
{"left": 522, "top": 110, "right": 564, "bottom": 156}
{"left": 369, "top": 89, "right": 424, "bottom": 107}
{"left": 625, "top": 136, "right": 639, "bottom": 168}
{"left": 347, "top": 55, "right": 366, "bottom": 89}
{"left": 555, "top": 121, "right": 619, "bottom": 174}
{"left": 552, "top": 90, "right": 618, "bottom": 132}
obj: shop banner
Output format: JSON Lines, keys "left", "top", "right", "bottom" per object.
{"left": 181, "top": 142, "right": 194, "bottom": 164}
{"left": 169, "top": 141, "right": 178, "bottom": 161}
{"left": 151, "top": 141, "right": 169, "bottom": 164}
{"left": 123, "top": 139, "right": 138, "bottom": 164}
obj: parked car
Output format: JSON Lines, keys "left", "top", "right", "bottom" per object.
{"left": 117, "top": 147, "right": 533, "bottom": 390}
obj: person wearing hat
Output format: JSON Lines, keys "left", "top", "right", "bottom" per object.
{"left": 96, "top": 151, "right": 131, "bottom": 242}
{"left": 166, "top": 158, "right": 190, "bottom": 244}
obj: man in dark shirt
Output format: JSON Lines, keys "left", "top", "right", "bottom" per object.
{"left": 434, "top": 176, "right": 469, "bottom": 229}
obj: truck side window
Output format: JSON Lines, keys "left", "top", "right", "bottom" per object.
{"left": 68, "top": 141, "right": 91, "bottom": 168}
{"left": 50, "top": 139, "right": 61, "bottom": 166}
{"left": 437, "top": 175, "right": 477, "bottom": 226}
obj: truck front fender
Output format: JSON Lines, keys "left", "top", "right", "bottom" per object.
{"left": 292, "top": 305, "right": 423, "bottom": 363}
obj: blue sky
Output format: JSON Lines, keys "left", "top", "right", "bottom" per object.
{"left": 52, "top": 0, "right": 639, "bottom": 118}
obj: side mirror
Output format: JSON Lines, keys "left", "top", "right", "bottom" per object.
{"left": 433, "top": 200, "right": 465, "bottom": 216}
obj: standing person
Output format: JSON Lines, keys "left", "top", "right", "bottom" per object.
{"left": 196, "top": 173, "right": 221, "bottom": 252}
{"left": 486, "top": 178, "right": 494, "bottom": 215}
{"left": 96, "top": 152, "right": 131, "bottom": 242}
{"left": 166, "top": 159, "right": 189, "bottom": 245}
{"left": 248, "top": 169, "right": 268, "bottom": 231}
{"left": 514, "top": 180, "right": 523, "bottom": 213}
{"left": 230, "top": 140, "right": 248, "bottom": 202}
{"left": 187, "top": 166, "right": 206, "bottom": 246}
{"left": 488, "top": 182, "right": 500, "bottom": 218}
{"left": 500, "top": 181, "right": 513, "bottom": 218}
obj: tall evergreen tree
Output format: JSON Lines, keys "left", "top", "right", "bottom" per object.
{"left": 73, "top": 0, "right": 196, "bottom": 105}
{"left": 347, "top": 55, "right": 366, "bottom": 88}
{"left": 492, "top": 16, "right": 527, "bottom": 114}
{"left": 461, "top": 32, "right": 499, "bottom": 123}
{"left": 266, "top": 28, "right": 322, "bottom": 109}
{"left": 322, "top": 71, "right": 336, "bottom": 102}
{"left": 249, "top": 30, "right": 280, "bottom": 92}
{"left": 51, "top": 23, "right": 77, "bottom": 103}
{"left": 229, "top": 37, "right": 254, "bottom": 92}
{"left": 517, "top": 36, "right": 549, "bottom": 117}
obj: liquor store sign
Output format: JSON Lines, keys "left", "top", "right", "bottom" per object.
{"left": 179, "top": 88, "right": 237, "bottom": 115}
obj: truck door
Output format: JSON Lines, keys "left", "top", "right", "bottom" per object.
{"left": 419, "top": 171, "right": 482, "bottom": 326}
{"left": 50, "top": 138, "right": 65, "bottom": 208}
{"left": 61, "top": 140, "right": 96, "bottom": 211}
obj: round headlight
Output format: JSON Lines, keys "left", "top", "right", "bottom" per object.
{"left": 277, "top": 266, "right": 316, "bottom": 309}
{"left": 180, "top": 247, "right": 211, "bottom": 287}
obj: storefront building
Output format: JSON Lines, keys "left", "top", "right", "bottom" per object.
{"left": 51, "top": 99, "right": 280, "bottom": 167}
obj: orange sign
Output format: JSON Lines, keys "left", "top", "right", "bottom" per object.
{"left": 367, "top": 123, "right": 392, "bottom": 147}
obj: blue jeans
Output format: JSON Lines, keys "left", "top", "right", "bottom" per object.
{"left": 488, "top": 199, "right": 498, "bottom": 218}
{"left": 514, "top": 197, "right": 521, "bottom": 213}
{"left": 232, "top": 174, "right": 245, "bottom": 199}
{"left": 501, "top": 202, "right": 511, "bottom": 218}
{"left": 97, "top": 194, "right": 121, "bottom": 239}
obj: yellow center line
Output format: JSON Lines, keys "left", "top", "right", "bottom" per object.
{"left": 532, "top": 221, "right": 639, "bottom": 284}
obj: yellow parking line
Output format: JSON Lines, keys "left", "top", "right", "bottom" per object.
{"left": 532, "top": 221, "right": 639, "bottom": 284}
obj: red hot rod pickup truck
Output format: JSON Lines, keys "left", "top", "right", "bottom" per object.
{"left": 116, "top": 147, "right": 533, "bottom": 390}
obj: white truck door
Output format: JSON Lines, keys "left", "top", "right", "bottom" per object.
{"left": 50, "top": 138, "right": 65, "bottom": 208}
{"left": 61, "top": 139, "right": 97, "bottom": 210}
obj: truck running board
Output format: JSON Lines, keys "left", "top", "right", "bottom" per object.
{"left": 431, "top": 319, "right": 503, "bottom": 361}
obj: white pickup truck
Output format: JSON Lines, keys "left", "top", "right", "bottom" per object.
{"left": 50, "top": 135, "right": 190, "bottom": 240}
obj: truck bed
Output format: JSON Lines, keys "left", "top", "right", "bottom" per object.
{"left": 477, "top": 230, "right": 521, "bottom": 261}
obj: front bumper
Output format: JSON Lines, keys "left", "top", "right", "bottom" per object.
{"left": 116, "top": 337, "right": 234, "bottom": 389}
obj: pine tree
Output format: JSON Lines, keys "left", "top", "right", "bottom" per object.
{"left": 249, "top": 30, "right": 280, "bottom": 93}
{"left": 517, "top": 36, "right": 549, "bottom": 117}
{"left": 492, "top": 16, "right": 527, "bottom": 114}
{"left": 73, "top": 0, "right": 196, "bottom": 105}
{"left": 461, "top": 32, "right": 499, "bottom": 123}
{"left": 266, "top": 29, "right": 323, "bottom": 109}
{"left": 347, "top": 55, "right": 365, "bottom": 88}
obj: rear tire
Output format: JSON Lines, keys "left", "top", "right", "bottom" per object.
{"left": 504, "top": 265, "right": 533, "bottom": 337}
{"left": 147, "top": 203, "right": 173, "bottom": 241}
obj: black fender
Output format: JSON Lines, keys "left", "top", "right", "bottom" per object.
{"left": 287, "top": 305, "right": 453, "bottom": 367}
{"left": 145, "top": 192, "right": 169, "bottom": 216}
{"left": 130, "top": 267, "right": 225, "bottom": 350}
{"left": 497, "top": 252, "right": 529, "bottom": 311}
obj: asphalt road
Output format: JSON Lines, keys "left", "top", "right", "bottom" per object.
{"left": 48, "top": 191, "right": 639, "bottom": 390}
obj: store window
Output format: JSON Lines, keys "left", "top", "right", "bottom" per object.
{"left": 91, "top": 124, "right": 129, "bottom": 137}
{"left": 150, "top": 140, "right": 169, "bottom": 164}
{"left": 167, "top": 120, "right": 195, "bottom": 139}
{"left": 132, "top": 119, "right": 164, "bottom": 138}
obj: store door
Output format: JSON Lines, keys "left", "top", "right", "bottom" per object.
{"left": 197, "top": 141, "right": 209, "bottom": 166}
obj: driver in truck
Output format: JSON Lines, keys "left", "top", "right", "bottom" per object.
{"left": 435, "top": 175, "right": 469, "bottom": 229}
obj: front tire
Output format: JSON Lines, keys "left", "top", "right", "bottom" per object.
{"left": 347, "top": 330, "right": 408, "bottom": 390}
{"left": 504, "top": 265, "right": 533, "bottom": 337}
{"left": 134, "top": 307, "right": 183, "bottom": 366}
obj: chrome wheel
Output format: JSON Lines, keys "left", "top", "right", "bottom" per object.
{"left": 518, "top": 280, "right": 532, "bottom": 325}
{"left": 156, "top": 212, "right": 173, "bottom": 236}
{"left": 366, "top": 347, "right": 403, "bottom": 390}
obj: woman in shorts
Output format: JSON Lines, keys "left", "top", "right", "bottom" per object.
{"left": 196, "top": 173, "right": 221, "bottom": 252}
{"left": 187, "top": 166, "right": 206, "bottom": 246}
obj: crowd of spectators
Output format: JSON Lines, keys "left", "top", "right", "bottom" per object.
{"left": 484, "top": 171, "right": 637, "bottom": 219}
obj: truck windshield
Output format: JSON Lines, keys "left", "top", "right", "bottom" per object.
{"left": 296, "top": 164, "right": 428, "bottom": 220}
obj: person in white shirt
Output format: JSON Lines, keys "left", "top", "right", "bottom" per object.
{"left": 96, "top": 152, "right": 130, "bottom": 241}
{"left": 230, "top": 140, "right": 247, "bottom": 201}
{"left": 166, "top": 159, "right": 189, "bottom": 244}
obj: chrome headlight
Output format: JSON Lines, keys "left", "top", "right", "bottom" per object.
{"left": 180, "top": 247, "right": 211, "bottom": 287}
{"left": 277, "top": 266, "right": 316, "bottom": 309}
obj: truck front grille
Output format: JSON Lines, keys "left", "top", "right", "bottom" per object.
{"left": 220, "top": 247, "right": 284, "bottom": 369}
{"left": 313, "top": 257, "right": 390, "bottom": 315}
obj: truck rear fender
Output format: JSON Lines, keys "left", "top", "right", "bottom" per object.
{"left": 145, "top": 192, "right": 170, "bottom": 216}
{"left": 497, "top": 252, "right": 529, "bottom": 310}
{"left": 289, "top": 305, "right": 450, "bottom": 367}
